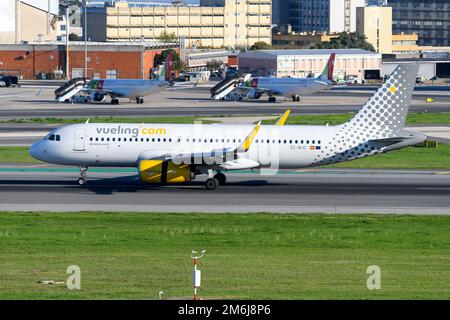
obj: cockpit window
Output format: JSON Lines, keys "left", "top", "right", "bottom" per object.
{"left": 46, "top": 134, "right": 61, "bottom": 141}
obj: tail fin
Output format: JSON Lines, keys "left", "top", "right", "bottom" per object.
{"left": 345, "top": 64, "right": 419, "bottom": 137}
{"left": 157, "top": 52, "right": 174, "bottom": 81}
{"left": 318, "top": 53, "right": 335, "bottom": 81}
{"left": 316, "top": 64, "right": 420, "bottom": 166}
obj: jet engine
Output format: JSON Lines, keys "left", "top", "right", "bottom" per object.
{"left": 91, "top": 92, "right": 105, "bottom": 102}
{"left": 246, "top": 90, "right": 262, "bottom": 100}
{"left": 139, "top": 160, "right": 192, "bottom": 184}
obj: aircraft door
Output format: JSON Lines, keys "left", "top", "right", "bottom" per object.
{"left": 73, "top": 128, "right": 86, "bottom": 151}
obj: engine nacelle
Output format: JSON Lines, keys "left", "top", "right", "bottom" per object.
{"left": 139, "top": 160, "right": 192, "bottom": 184}
{"left": 91, "top": 92, "right": 105, "bottom": 102}
{"left": 246, "top": 90, "right": 262, "bottom": 100}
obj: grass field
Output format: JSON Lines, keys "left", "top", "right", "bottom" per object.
{"left": 3, "top": 112, "right": 450, "bottom": 125}
{"left": 2, "top": 144, "right": 450, "bottom": 170}
{"left": 0, "top": 212, "right": 449, "bottom": 300}
{"left": 262, "top": 112, "right": 450, "bottom": 126}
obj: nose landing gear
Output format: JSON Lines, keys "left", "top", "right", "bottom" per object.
{"left": 78, "top": 166, "right": 88, "bottom": 185}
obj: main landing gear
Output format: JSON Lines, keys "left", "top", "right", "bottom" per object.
{"left": 78, "top": 166, "right": 88, "bottom": 185}
{"left": 292, "top": 95, "right": 300, "bottom": 102}
{"left": 135, "top": 97, "right": 144, "bottom": 104}
{"left": 204, "top": 172, "right": 227, "bottom": 190}
{"left": 111, "top": 98, "right": 119, "bottom": 105}
{"left": 268, "top": 96, "right": 276, "bottom": 103}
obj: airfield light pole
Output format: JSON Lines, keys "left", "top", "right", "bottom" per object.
{"left": 191, "top": 250, "right": 206, "bottom": 301}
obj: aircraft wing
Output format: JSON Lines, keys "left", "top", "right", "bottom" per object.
{"left": 137, "top": 122, "right": 261, "bottom": 170}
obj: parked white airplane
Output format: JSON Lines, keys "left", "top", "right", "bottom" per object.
{"left": 232, "top": 53, "right": 336, "bottom": 102}
{"left": 56, "top": 53, "right": 174, "bottom": 105}
{"left": 30, "top": 64, "right": 425, "bottom": 190}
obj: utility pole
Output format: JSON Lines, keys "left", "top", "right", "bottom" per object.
{"left": 83, "top": 0, "right": 88, "bottom": 79}
{"left": 66, "top": 9, "right": 70, "bottom": 79}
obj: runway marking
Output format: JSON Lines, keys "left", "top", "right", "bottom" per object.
{"left": 418, "top": 187, "right": 450, "bottom": 190}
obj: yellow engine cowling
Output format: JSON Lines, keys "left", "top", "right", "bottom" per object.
{"left": 139, "top": 160, "right": 191, "bottom": 184}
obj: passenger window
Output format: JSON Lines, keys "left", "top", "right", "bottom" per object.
{"left": 107, "top": 138, "right": 110, "bottom": 142}
{"left": 284, "top": 140, "right": 287, "bottom": 144}
{"left": 152, "top": 138, "right": 155, "bottom": 142}
{"left": 306, "top": 140, "right": 309, "bottom": 144}
{"left": 163, "top": 138, "right": 166, "bottom": 142}
{"left": 318, "top": 140, "right": 321, "bottom": 144}
{"left": 295, "top": 140, "right": 298, "bottom": 144}
{"left": 101, "top": 138, "right": 104, "bottom": 142}
{"left": 141, "top": 138, "right": 144, "bottom": 142}
{"left": 312, "top": 140, "right": 315, "bottom": 144}
{"left": 158, "top": 138, "right": 160, "bottom": 142}
{"left": 112, "top": 138, "right": 115, "bottom": 142}
{"left": 289, "top": 140, "right": 292, "bottom": 144}
{"left": 118, "top": 138, "right": 121, "bottom": 142}
{"left": 135, "top": 138, "right": 138, "bottom": 142}
{"left": 95, "top": 137, "right": 99, "bottom": 141}
{"left": 90, "top": 137, "right": 93, "bottom": 141}
{"left": 146, "top": 138, "right": 149, "bottom": 142}
{"left": 267, "top": 140, "right": 269, "bottom": 143}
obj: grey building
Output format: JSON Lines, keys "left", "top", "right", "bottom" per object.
{"left": 287, "top": 0, "right": 365, "bottom": 33}
{"left": 272, "top": 0, "right": 289, "bottom": 26}
{"left": 388, "top": 0, "right": 450, "bottom": 46}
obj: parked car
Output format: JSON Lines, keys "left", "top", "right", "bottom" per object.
{"left": 0, "top": 75, "right": 19, "bottom": 87}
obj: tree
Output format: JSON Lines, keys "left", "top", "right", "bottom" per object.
{"left": 153, "top": 49, "right": 181, "bottom": 68}
{"left": 68, "top": 33, "right": 79, "bottom": 41}
{"left": 158, "top": 31, "right": 177, "bottom": 42}
{"left": 206, "top": 59, "right": 223, "bottom": 71}
{"left": 310, "top": 32, "right": 376, "bottom": 52}
{"left": 173, "top": 60, "right": 187, "bottom": 73}
{"left": 250, "top": 41, "right": 271, "bottom": 50}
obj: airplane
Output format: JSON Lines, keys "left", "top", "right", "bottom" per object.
{"left": 30, "top": 64, "right": 425, "bottom": 190}
{"left": 56, "top": 53, "right": 174, "bottom": 105}
{"left": 231, "top": 53, "right": 336, "bottom": 103}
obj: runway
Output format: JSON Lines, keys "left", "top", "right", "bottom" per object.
{"left": 1, "top": 168, "right": 449, "bottom": 214}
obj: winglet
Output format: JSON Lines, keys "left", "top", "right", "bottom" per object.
{"left": 237, "top": 121, "right": 261, "bottom": 152}
{"left": 276, "top": 110, "right": 291, "bottom": 126}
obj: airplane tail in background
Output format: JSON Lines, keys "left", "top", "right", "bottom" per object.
{"left": 157, "top": 52, "right": 174, "bottom": 81}
{"left": 318, "top": 53, "right": 335, "bottom": 81}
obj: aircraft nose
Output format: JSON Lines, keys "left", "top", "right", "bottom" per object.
{"left": 29, "top": 141, "right": 44, "bottom": 161}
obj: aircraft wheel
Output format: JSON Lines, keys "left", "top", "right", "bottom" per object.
{"left": 139, "top": 98, "right": 144, "bottom": 104}
{"left": 204, "top": 178, "right": 219, "bottom": 190}
{"left": 268, "top": 97, "right": 276, "bottom": 103}
{"left": 77, "top": 178, "right": 87, "bottom": 186}
{"left": 214, "top": 173, "right": 226, "bottom": 185}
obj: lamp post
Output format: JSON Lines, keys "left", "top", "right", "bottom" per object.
{"left": 83, "top": 0, "right": 88, "bottom": 79}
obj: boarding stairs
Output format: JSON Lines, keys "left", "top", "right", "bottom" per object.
{"left": 55, "top": 78, "right": 87, "bottom": 102}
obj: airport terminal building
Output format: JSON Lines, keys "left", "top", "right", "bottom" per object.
{"left": 238, "top": 49, "right": 382, "bottom": 79}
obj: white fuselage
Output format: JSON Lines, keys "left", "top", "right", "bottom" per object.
{"left": 89, "top": 79, "right": 169, "bottom": 98}
{"left": 30, "top": 123, "right": 339, "bottom": 169}
{"left": 244, "top": 77, "right": 332, "bottom": 97}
